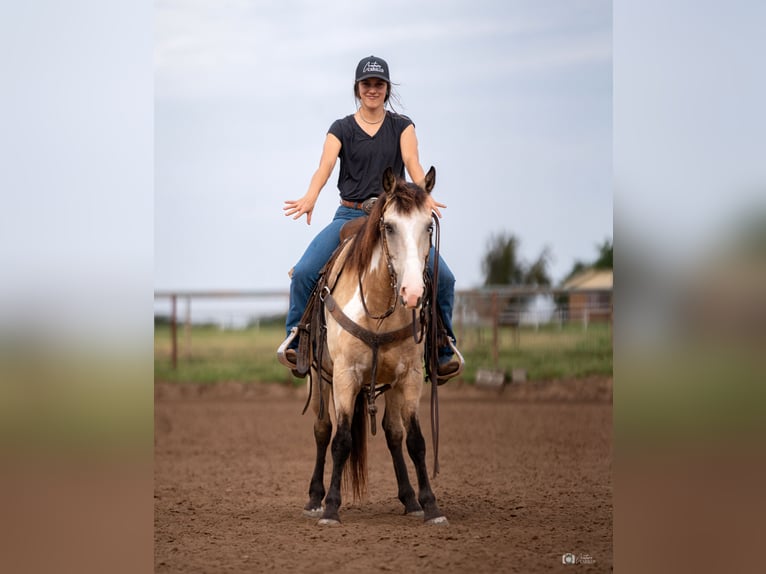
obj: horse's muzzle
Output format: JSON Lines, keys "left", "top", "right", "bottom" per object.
{"left": 400, "top": 293, "right": 423, "bottom": 309}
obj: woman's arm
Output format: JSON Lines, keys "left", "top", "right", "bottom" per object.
{"left": 283, "top": 133, "right": 341, "bottom": 225}
{"left": 401, "top": 124, "right": 445, "bottom": 217}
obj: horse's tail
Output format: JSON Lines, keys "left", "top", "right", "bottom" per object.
{"left": 343, "top": 391, "right": 368, "bottom": 501}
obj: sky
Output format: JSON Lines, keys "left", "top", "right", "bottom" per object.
{"left": 3, "top": 0, "right": 762, "bottom": 327}
{"left": 154, "top": 0, "right": 613, "bottom": 292}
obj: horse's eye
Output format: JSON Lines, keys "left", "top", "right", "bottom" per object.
{"left": 384, "top": 223, "right": 394, "bottom": 234}
{"left": 427, "top": 224, "right": 434, "bottom": 234}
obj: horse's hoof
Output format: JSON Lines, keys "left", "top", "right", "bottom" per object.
{"left": 317, "top": 518, "right": 341, "bottom": 527}
{"left": 405, "top": 510, "right": 424, "bottom": 518}
{"left": 425, "top": 516, "right": 449, "bottom": 526}
{"left": 303, "top": 507, "right": 323, "bottom": 518}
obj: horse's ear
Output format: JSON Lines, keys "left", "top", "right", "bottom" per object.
{"left": 423, "top": 166, "right": 436, "bottom": 194}
{"left": 382, "top": 167, "right": 396, "bottom": 194}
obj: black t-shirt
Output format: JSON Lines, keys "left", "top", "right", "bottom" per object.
{"left": 328, "top": 112, "right": 414, "bottom": 202}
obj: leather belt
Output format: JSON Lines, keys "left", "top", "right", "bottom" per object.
{"left": 340, "top": 196, "right": 378, "bottom": 214}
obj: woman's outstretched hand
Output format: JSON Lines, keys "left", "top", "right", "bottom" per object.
{"left": 283, "top": 196, "right": 316, "bottom": 225}
{"left": 426, "top": 194, "right": 446, "bottom": 218}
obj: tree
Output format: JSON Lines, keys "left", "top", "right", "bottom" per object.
{"left": 561, "top": 238, "right": 613, "bottom": 285}
{"left": 523, "top": 246, "right": 552, "bottom": 287}
{"left": 593, "top": 239, "right": 613, "bottom": 269}
{"left": 482, "top": 232, "right": 523, "bottom": 286}
{"left": 481, "top": 232, "right": 552, "bottom": 287}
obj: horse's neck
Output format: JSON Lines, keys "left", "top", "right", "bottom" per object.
{"left": 360, "top": 253, "right": 396, "bottom": 313}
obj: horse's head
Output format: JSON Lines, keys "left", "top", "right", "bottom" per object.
{"left": 375, "top": 166, "right": 436, "bottom": 310}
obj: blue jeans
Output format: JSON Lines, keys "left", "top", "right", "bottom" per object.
{"left": 286, "top": 205, "right": 456, "bottom": 359}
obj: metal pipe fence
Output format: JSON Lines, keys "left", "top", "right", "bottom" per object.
{"left": 155, "top": 288, "right": 612, "bottom": 370}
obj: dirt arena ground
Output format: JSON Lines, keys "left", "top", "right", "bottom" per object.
{"left": 155, "top": 378, "right": 612, "bottom": 573}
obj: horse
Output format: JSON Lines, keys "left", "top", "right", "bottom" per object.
{"left": 302, "top": 166, "right": 448, "bottom": 527}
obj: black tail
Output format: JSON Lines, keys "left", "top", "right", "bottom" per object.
{"left": 343, "top": 391, "right": 368, "bottom": 501}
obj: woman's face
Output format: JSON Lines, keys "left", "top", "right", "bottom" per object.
{"left": 357, "top": 78, "right": 388, "bottom": 108}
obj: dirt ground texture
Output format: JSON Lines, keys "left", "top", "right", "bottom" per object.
{"left": 155, "top": 378, "right": 613, "bottom": 573}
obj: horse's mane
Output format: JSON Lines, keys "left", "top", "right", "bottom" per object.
{"left": 348, "top": 179, "right": 428, "bottom": 280}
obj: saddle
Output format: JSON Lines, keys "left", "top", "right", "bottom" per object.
{"left": 292, "top": 228, "right": 355, "bottom": 379}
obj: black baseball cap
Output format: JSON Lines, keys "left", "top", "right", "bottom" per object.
{"left": 355, "top": 56, "right": 390, "bottom": 83}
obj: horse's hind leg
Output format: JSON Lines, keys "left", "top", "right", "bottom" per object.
{"left": 404, "top": 407, "right": 448, "bottom": 525}
{"left": 304, "top": 378, "right": 332, "bottom": 517}
{"left": 382, "top": 392, "right": 422, "bottom": 515}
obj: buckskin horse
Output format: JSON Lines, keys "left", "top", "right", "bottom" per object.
{"left": 279, "top": 166, "right": 452, "bottom": 526}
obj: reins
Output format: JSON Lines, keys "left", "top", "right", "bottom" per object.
{"left": 427, "top": 213, "right": 441, "bottom": 477}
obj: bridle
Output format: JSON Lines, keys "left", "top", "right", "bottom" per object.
{"left": 357, "top": 213, "right": 433, "bottom": 323}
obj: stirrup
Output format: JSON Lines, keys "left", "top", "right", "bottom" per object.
{"left": 436, "top": 339, "right": 465, "bottom": 384}
{"left": 276, "top": 327, "right": 299, "bottom": 369}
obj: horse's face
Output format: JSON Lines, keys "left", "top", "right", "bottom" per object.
{"left": 381, "top": 204, "right": 433, "bottom": 309}
{"left": 381, "top": 167, "right": 436, "bottom": 310}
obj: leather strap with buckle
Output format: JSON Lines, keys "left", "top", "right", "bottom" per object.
{"left": 340, "top": 196, "right": 378, "bottom": 214}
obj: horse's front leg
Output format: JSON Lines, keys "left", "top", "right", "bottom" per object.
{"left": 382, "top": 390, "right": 422, "bottom": 515}
{"left": 304, "top": 375, "right": 332, "bottom": 517}
{"left": 402, "top": 380, "right": 448, "bottom": 525}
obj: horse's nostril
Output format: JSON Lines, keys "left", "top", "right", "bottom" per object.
{"left": 399, "top": 292, "right": 423, "bottom": 309}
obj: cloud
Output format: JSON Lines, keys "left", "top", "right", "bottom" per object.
{"left": 155, "top": 0, "right": 611, "bottom": 101}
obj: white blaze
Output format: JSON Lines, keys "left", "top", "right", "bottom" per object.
{"left": 385, "top": 208, "right": 430, "bottom": 309}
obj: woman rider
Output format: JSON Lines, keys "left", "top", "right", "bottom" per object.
{"left": 281, "top": 55, "right": 460, "bottom": 381}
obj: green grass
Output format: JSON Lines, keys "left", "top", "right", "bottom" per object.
{"left": 154, "top": 320, "right": 612, "bottom": 384}
{"left": 456, "top": 322, "right": 613, "bottom": 381}
{"left": 154, "top": 323, "right": 294, "bottom": 384}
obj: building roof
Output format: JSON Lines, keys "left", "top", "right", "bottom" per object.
{"left": 562, "top": 268, "right": 613, "bottom": 290}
